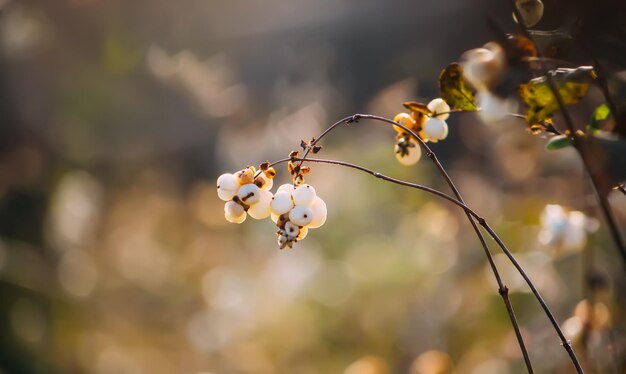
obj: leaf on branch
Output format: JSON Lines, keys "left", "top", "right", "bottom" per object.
{"left": 546, "top": 134, "right": 573, "bottom": 150}
{"left": 402, "top": 101, "right": 431, "bottom": 115}
{"left": 438, "top": 63, "right": 478, "bottom": 111}
{"left": 588, "top": 104, "right": 611, "bottom": 132}
{"left": 519, "top": 66, "right": 594, "bottom": 125}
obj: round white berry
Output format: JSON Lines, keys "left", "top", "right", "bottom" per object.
{"left": 271, "top": 191, "right": 294, "bottom": 215}
{"left": 217, "top": 173, "right": 239, "bottom": 191}
{"left": 270, "top": 212, "right": 280, "bottom": 223}
{"left": 394, "top": 143, "right": 421, "bottom": 166}
{"left": 284, "top": 221, "right": 300, "bottom": 238}
{"left": 422, "top": 117, "right": 449, "bottom": 142}
{"left": 237, "top": 183, "right": 261, "bottom": 205}
{"left": 277, "top": 235, "right": 288, "bottom": 246}
{"left": 217, "top": 187, "right": 237, "bottom": 201}
{"left": 308, "top": 196, "right": 327, "bottom": 229}
{"left": 277, "top": 184, "right": 296, "bottom": 194}
{"left": 392, "top": 112, "right": 416, "bottom": 134}
{"left": 289, "top": 205, "right": 313, "bottom": 226}
{"left": 248, "top": 190, "right": 273, "bottom": 219}
{"left": 256, "top": 173, "right": 273, "bottom": 191}
{"left": 292, "top": 184, "right": 317, "bottom": 206}
{"left": 297, "top": 226, "right": 309, "bottom": 240}
{"left": 224, "top": 201, "right": 246, "bottom": 224}
{"left": 427, "top": 98, "right": 451, "bottom": 120}
{"left": 236, "top": 168, "right": 255, "bottom": 185}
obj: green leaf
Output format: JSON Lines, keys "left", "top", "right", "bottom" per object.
{"left": 594, "top": 104, "right": 611, "bottom": 121}
{"left": 546, "top": 135, "right": 573, "bottom": 150}
{"left": 438, "top": 63, "right": 477, "bottom": 111}
{"left": 588, "top": 104, "right": 611, "bottom": 132}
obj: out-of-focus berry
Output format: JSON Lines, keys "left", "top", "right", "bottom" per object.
{"left": 461, "top": 42, "right": 505, "bottom": 92}
{"left": 514, "top": 0, "right": 544, "bottom": 27}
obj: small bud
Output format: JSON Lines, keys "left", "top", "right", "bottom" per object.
{"left": 289, "top": 150, "right": 299, "bottom": 160}
{"left": 312, "top": 145, "right": 322, "bottom": 154}
{"left": 259, "top": 161, "right": 270, "bottom": 171}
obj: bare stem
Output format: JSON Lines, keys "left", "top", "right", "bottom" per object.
{"left": 280, "top": 155, "right": 578, "bottom": 373}
{"left": 295, "top": 113, "right": 536, "bottom": 371}
{"left": 508, "top": 0, "right": 626, "bottom": 269}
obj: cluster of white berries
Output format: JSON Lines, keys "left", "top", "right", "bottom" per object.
{"left": 392, "top": 98, "right": 451, "bottom": 165}
{"left": 270, "top": 183, "right": 327, "bottom": 249}
{"left": 217, "top": 166, "right": 275, "bottom": 223}
{"left": 217, "top": 164, "right": 327, "bottom": 249}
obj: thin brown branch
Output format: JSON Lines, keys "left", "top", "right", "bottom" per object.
{"left": 294, "top": 113, "right": 535, "bottom": 372}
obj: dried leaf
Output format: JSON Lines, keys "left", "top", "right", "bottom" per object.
{"left": 402, "top": 101, "right": 431, "bottom": 115}
{"left": 438, "top": 63, "right": 478, "bottom": 111}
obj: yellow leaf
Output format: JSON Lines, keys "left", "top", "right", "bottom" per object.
{"left": 438, "top": 63, "right": 477, "bottom": 111}
{"left": 519, "top": 80, "right": 589, "bottom": 124}
{"left": 402, "top": 101, "right": 431, "bottom": 115}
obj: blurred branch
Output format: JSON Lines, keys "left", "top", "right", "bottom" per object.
{"left": 508, "top": 0, "right": 626, "bottom": 271}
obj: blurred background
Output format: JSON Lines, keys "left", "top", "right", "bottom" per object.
{"left": 0, "top": 0, "right": 625, "bottom": 373}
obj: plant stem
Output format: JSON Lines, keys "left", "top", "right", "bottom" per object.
{"left": 280, "top": 155, "right": 580, "bottom": 373}
{"left": 508, "top": 0, "right": 626, "bottom": 268}
{"left": 295, "top": 113, "right": 536, "bottom": 372}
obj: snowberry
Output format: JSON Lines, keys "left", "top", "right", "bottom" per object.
{"left": 427, "top": 98, "right": 451, "bottom": 121}
{"left": 392, "top": 112, "right": 416, "bottom": 134}
{"left": 284, "top": 221, "right": 300, "bottom": 238}
{"left": 289, "top": 205, "right": 313, "bottom": 226}
{"left": 514, "top": 0, "right": 544, "bottom": 27}
{"left": 255, "top": 172, "right": 274, "bottom": 191}
{"left": 216, "top": 173, "right": 239, "bottom": 201}
{"left": 308, "top": 196, "right": 327, "bottom": 229}
{"left": 277, "top": 235, "right": 288, "bottom": 247}
{"left": 217, "top": 187, "right": 237, "bottom": 201}
{"left": 292, "top": 184, "right": 316, "bottom": 206}
{"left": 271, "top": 191, "right": 294, "bottom": 215}
{"left": 237, "top": 183, "right": 262, "bottom": 205}
{"left": 277, "top": 183, "right": 296, "bottom": 194}
{"left": 394, "top": 142, "right": 421, "bottom": 166}
{"left": 247, "top": 190, "right": 273, "bottom": 219}
{"left": 236, "top": 168, "right": 255, "bottom": 185}
{"left": 296, "top": 226, "right": 309, "bottom": 240}
{"left": 217, "top": 173, "right": 239, "bottom": 191}
{"left": 477, "top": 91, "right": 516, "bottom": 123}
{"left": 422, "top": 117, "right": 449, "bottom": 142}
{"left": 224, "top": 201, "right": 246, "bottom": 224}
{"left": 461, "top": 42, "right": 505, "bottom": 92}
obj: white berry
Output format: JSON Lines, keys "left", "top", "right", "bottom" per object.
{"left": 308, "top": 196, "right": 327, "bottom": 229}
{"left": 271, "top": 191, "right": 294, "bottom": 215}
{"left": 289, "top": 205, "right": 313, "bottom": 226}
{"left": 284, "top": 221, "right": 300, "bottom": 238}
{"left": 224, "top": 201, "right": 246, "bottom": 224}
{"left": 394, "top": 143, "right": 421, "bottom": 166}
{"left": 217, "top": 187, "right": 237, "bottom": 201}
{"left": 248, "top": 190, "right": 272, "bottom": 219}
{"left": 297, "top": 226, "right": 309, "bottom": 240}
{"left": 422, "top": 117, "right": 449, "bottom": 142}
{"left": 217, "top": 173, "right": 239, "bottom": 191}
{"left": 427, "top": 98, "right": 451, "bottom": 120}
{"left": 256, "top": 173, "right": 273, "bottom": 191}
{"left": 237, "top": 184, "right": 261, "bottom": 205}
{"left": 293, "top": 184, "right": 317, "bottom": 206}
{"left": 277, "top": 184, "right": 296, "bottom": 194}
